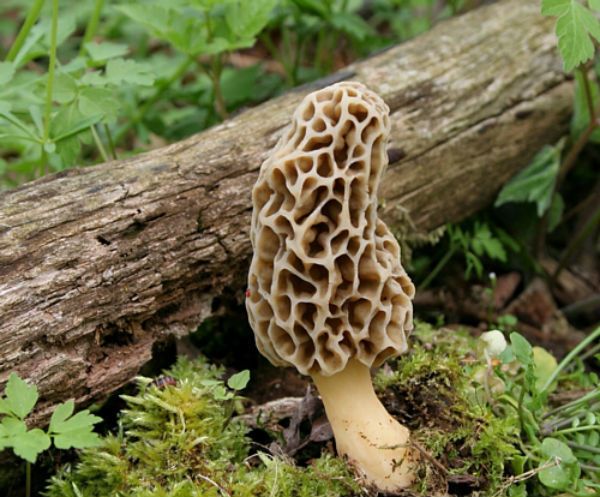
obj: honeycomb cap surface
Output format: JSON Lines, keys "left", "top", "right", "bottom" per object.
{"left": 247, "top": 81, "right": 415, "bottom": 376}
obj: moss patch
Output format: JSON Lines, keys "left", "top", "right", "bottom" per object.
{"left": 45, "top": 359, "right": 361, "bottom": 497}
{"left": 375, "top": 323, "right": 519, "bottom": 496}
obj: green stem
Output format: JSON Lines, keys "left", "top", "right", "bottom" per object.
{"left": 315, "top": 28, "right": 327, "bottom": 73}
{"left": 540, "top": 327, "right": 600, "bottom": 394}
{"left": 546, "top": 411, "right": 591, "bottom": 432}
{"left": 579, "top": 341, "right": 600, "bottom": 362}
{"left": 43, "top": 0, "right": 59, "bottom": 144}
{"left": 535, "top": 67, "right": 599, "bottom": 257}
{"left": 553, "top": 425, "right": 600, "bottom": 436}
{"left": 543, "top": 390, "right": 600, "bottom": 420}
{"left": 113, "top": 55, "right": 195, "bottom": 144}
{"left": 91, "top": 125, "right": 109, "bottom": 162}
{"left": 25, "top": 462, "right": 31, "bottom": 497}
{"left": 5, "top": 0, "right": 45, "bottom": 62}
{"left": 553, "top": 204, "right": 600, "bottom": 279}
{"left": 567, "top": 442, "right": 600, "bottom": 456}
{"left": 419, "top": 245, "right": 457, "bottom": 290}
{"left": 210, "top": 53, "right": 227, "bottom": 120}
{"left": 103, "top": 123, "right": 117, "bottom": 160}
{"left": 39, "top": 0, "right": 59, "bottom": 176}
{"left": 79, "top": 0, "right": 105, "bottom": 55}
{"left": 260, "top": 33, "right": 294, "bottom": 86}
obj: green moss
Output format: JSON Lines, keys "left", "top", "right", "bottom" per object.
{"left": 45, "top": 325, "right": 529, "bottom": 497}
{"left": 376, "top": 322, "right": 520, "bottom": 496}
{"left": 45, "top": 358, "right": 360, "bottom": 497}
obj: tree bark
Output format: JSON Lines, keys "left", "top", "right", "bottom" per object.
{"left": 0, "top": 0, "right": 571, "bottom": 420}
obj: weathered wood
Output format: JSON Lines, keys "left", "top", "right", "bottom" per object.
{"left": 0, "top": 0, "right": 571, "bottom": 419}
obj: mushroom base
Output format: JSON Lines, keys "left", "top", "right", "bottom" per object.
{"left": 312, "top": 359, "right": 416, "bottom": 493}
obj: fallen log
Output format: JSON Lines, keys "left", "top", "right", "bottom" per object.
{"left": 0, "top": 0, "right": 571, "bottom": 420}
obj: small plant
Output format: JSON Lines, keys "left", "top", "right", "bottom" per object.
{"left": 418, "top": 220, "right": 516, "bottom": 289}
{"left": 493, "top": 0, "right": 600, "bottom": 268}
{"left": 0, "top": 373, "right": 101, "bottom": 497}
{"left": 46, "top": 358, "right": 360, "bottom": 497}
{"left": 489, "top": 327, "right": 600, "bottom": 495}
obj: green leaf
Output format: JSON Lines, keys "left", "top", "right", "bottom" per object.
{"left": 52, "top": 114, "right": 103, "bottom": 143}
{"left": 12, "top": 428, "right": 51, "bottom": 463}
{"left": 45, "top": 14, "right": 77, "bottom": 48}
{"left": 227, "top": 370, "right": 250, "bottom": 391}
{"left": 510, "top": 332, "right": 533, "bottom": 367}
{"left": 547, "top": 193, "right": 565, "bottom": 232}
{"left": 542, "top": 0, "right": 600, "bottom": 71}
{"left": 330, "top": 12, "right": 375, "bottom": 41}
{"left": 105, "top": 59, "right": 155, "bottom": 86}
{"left": 542, "top": 0, "right": 572, "bottom": 16}
{"left": 464, "top": 251, "right": 483, "bottom": 279}
{"left": 28, "top": 105, "right": 44, "bottom": 136}
{"left": 1, "top": 418, "right": 50, "bottom": 463}
{"left": 117, "top": 4, "right": 208, "bottom": 55}
{"left": 0, "top": 398, "right": 12, "bottom": 415}
{"left": 53, "top": 73, "right": 78, "bottom": 104}
{"left": 79, "top": 71, "right": 106, "bottom": 87}
{"left": 84, "top": 41, "right": 129, "bottom": 62}
{"left": 0, "top": 110, "right": 40, "bottom": 140}
{"left": 117, "top": 3, "right": 173, "bottom": 37}
{"left": 43, "top": 141, "right": 56, "bottom": 154}
{"left": 538, "top": 437, "right": 580, "bottom": 490}
{"left": 0, "top": 62, "right": 15, "bottom": 85}
{"left": 590, "top": 0, "right": 600, "bottom": 9}
{"left": 78, "top": 87, "right": 120, "bottom": 122}
{"left": 495, "top": 141, "right": 563, "bottom": 216}
{"left": 213, "top": 385, "right": 232, "bottom": 400}
{"left": 571, "top": 70, "right": 600, "bottom": 141}
{"left": 225, "top": 0, "right": 277, "bottom": 41}
{"left": 3, "top": 373, "right": 38, "bottom": 419}
{"left": 49, "top": 400, "right": 102, "bottom": 450}
{"left": 533, "top": 346, "right": 558, "bottom": 391}
{"left": 499, "top": 346, "right": 516, "bottom": 364}
{"left": 54, "top": 136, "right": 81, "bottom": 169}
{"left": 470, "top": 223, "right": 507, "bottom": 262}
{"left": 292, "top": 0, "right": 330, "bottom": 18}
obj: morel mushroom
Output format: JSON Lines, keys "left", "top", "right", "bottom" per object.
{"left": 246, "top": 82, "right": 417, "bottom": 491}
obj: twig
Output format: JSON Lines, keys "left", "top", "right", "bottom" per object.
{"left": 196, "top": 474, "right": 231, "bottom": 496}
{"left": 411, "top": 439, "right": 449, "bottom": 475}
{"left": 491, "top": 459, "right": 561, "bottom": 497}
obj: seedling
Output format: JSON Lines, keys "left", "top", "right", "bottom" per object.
{"left": 0, "top": 373, "right": 101, "bottom": 497}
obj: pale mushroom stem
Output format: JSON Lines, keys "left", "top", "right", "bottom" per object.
{"left": 311, "top": 359, "right": 416, "bottom": 492}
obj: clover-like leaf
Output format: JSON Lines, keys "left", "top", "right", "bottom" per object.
{"left": 1, "top": 417, "right": 51, "bottom": 463}
{"left": 84, "top": 41, "right": 129, "bottom": 63}
{"left": 533, "top": 347, "right": 558, "bottom": 391}
{"left": 227, "top": 370, "right": 250, "bottom": 391}
{"left": 11, "top": 428, "right": 51, "bottom": 463}
{"left": 510, "top": 332, "right": 533, "bottom": 367}
{"left": 538, "top": 437, "right": 580, "bottom": 490}
{"left": 49, "top": 400, "right": 102, "bottom": 450}
{"left": 105, "top": 59, "right": 156, "bottom": 86}
{"left": 3, "top": 373, "right": 38, "bottom": 419}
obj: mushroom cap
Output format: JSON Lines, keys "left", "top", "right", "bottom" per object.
{"left": 246, "top": 81, "right": 415, "bottom": 376}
